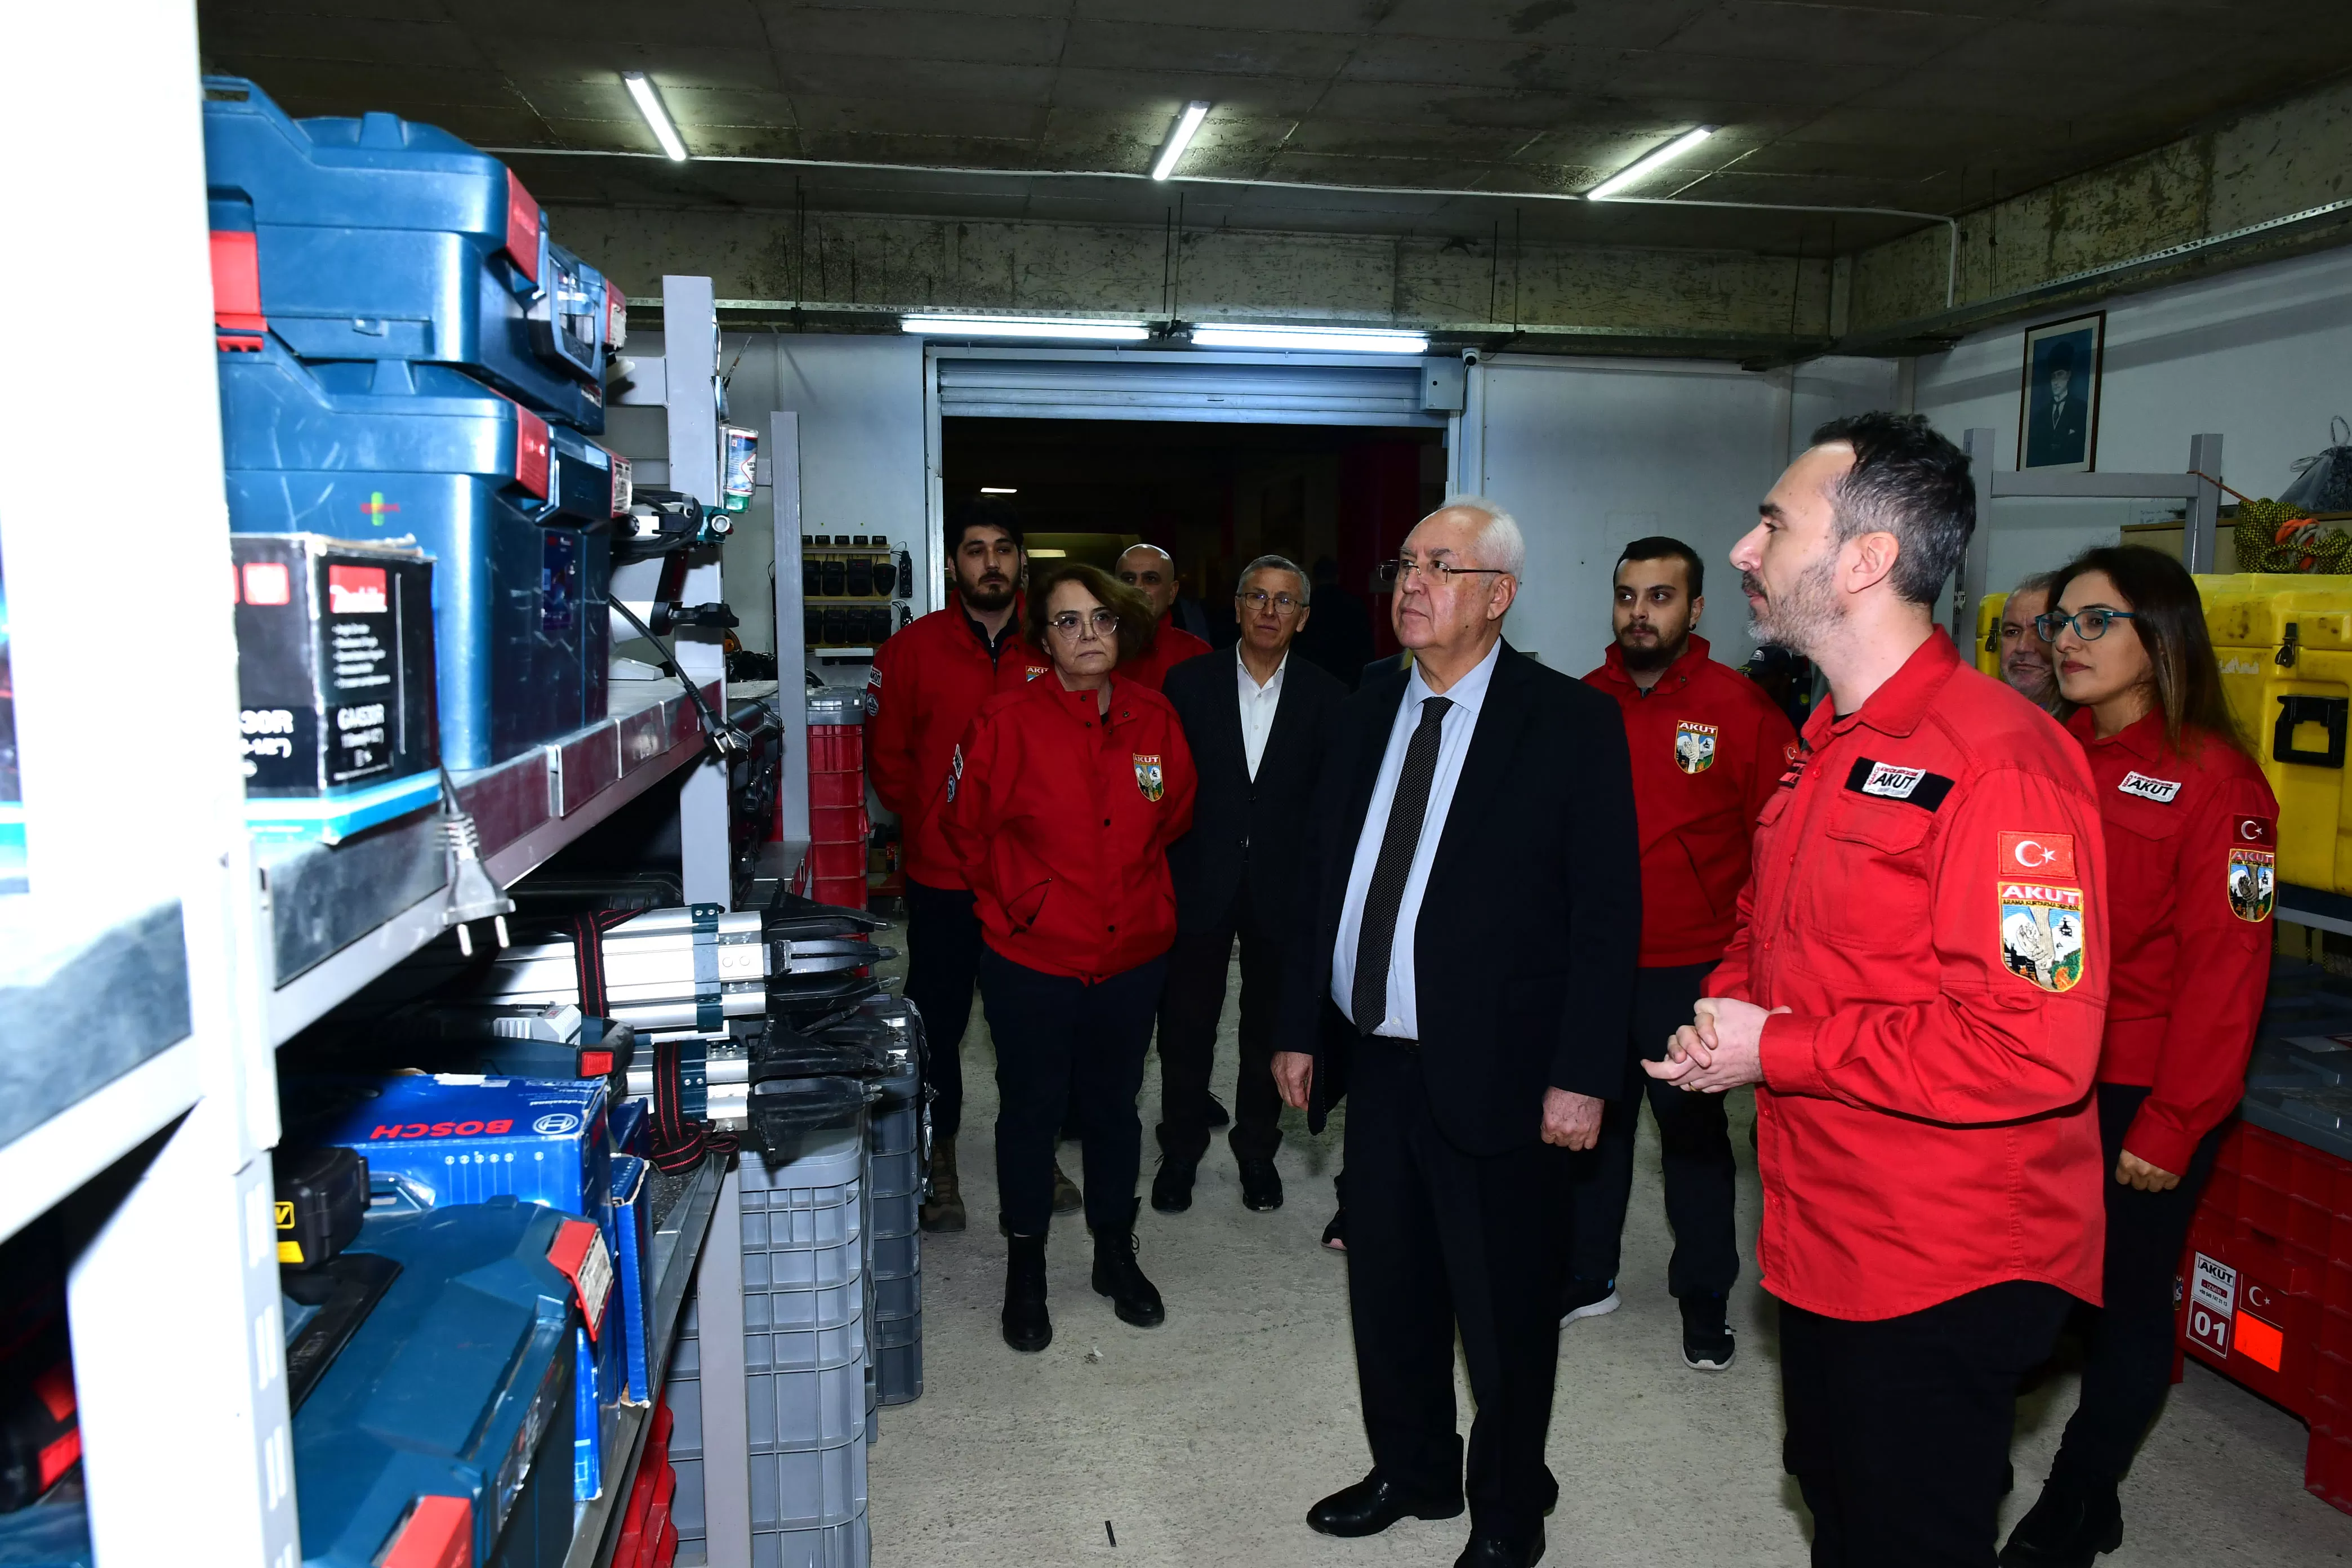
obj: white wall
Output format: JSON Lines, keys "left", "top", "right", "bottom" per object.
{"left": 1464, "top": 356, "right": 1797, "bottom": 672}
{"left": 1916, "top": 244, "right": 2352, "bottom": 589}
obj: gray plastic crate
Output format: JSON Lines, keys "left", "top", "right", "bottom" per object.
{"left": 866, "top": 1146, "right": 918, "bottom": 1200}
{"left": 870, "top": 1100, "right": 917, "bottom": 1159}
{"left": 872, "top": 1311, "right": 919, "bottom": 1351}
{"left": 747, "top": 1360, "right": 866, "bottom": 1452}
{"left": 872, "top": 1231, "right": 917, "bottom": 1280}
{"left": 867, "top": 1189, "right": 917, "bottom": 1240}
{"left": 875, "top": 1339, "right": 922, "bottom": 1406}
{"left": 748, "top": 1436, "right": 868, "bottom": 1531}
{"left": 752, "top": 1512, "right": 870, "bottom": 1568}
{"left": 2245, "top": 1035, "right": 2352, "bottom": 1163}
{"left": 872, "top": 1272, "right": 918, "bottom": 1321}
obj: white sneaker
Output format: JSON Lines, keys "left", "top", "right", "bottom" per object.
{"left": 1560, "top": 1279, "right": 1622, "bottom": 1327}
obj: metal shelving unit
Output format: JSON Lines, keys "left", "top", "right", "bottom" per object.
{"left": 0, "top": 19, "right": 792, "bottom": 1562}
{"left": 563, "top": 1152, "right": 728, "bottom": 1568}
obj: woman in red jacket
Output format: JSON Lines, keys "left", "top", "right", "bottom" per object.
{"left": 941, "top": 562, "right": 1197, "bottom": 1353}
{"left": 2003, "top": 546, "right": 2277, "bottom": 1567}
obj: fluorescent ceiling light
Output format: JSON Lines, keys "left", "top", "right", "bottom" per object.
{"left": 979, "top": 486, "right": 1018, "bottom": 495}
{"left": 1587, "top": 126, "right": 1717, "bottom": 200}
{"left": 622, "top": 72, "right": 688, "bottom": 162}
{"left": 1152, "top": 101, "right": 1211, "bottom": 182}
{"left": 1027, "top": 547, "right": 1068, "bottom": 558}
{"left": 1193, "top": 323, "right": 1430, "bottom": 354}
{"left": 899, "top": 314, "right": 1150, "bottom": 341}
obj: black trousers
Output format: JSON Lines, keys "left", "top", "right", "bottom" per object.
{"left": 1345, "top": 1037, "right": 1565, "bottom": 1540}
{"left": 1781, "top": 1280, "right": 2073, "bottom": 1568}
{"left": 1154, "top": 878, "right": 1286, "bottom": 1164}
{"left": 1565, "top": 961, "right": 1740, "bottom": 1298}
{"left": 902, "top": 878, "right": 984, "bottom": 1141}
{"left": 978, "top": 948, "right": 1165, "bottom": 1237}
{"left": 2049, "top": 1083, "right": 2229, "bottom": 1487}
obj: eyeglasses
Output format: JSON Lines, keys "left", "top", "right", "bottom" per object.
{"left": 1048, "top": 609, "right": 1120, "bottom": 639}
{"left": 1375, "top": 558, "right": 1512, "bottom": 588}
{"left": 1237, "top": 590, "right": 1304, "bottom": 615}
{"left": 2034, "top": 607, "right": 2139, "bottom": 643}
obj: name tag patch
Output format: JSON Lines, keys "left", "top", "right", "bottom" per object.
{"left": 2118, "top": 770, "right": 2182, "bottom": 804}
{"left": 1843, "top": 758, "right": 1955, "bottom": 810}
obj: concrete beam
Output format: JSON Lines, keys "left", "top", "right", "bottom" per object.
{"left": 1849, "top": 74, "right": 2352, "bottom": 337}
{"left": 550, "top": 204, "right": 1837, "bottom": 351}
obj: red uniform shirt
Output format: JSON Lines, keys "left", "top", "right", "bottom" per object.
{"left": 1120, "top": 614, "right": 1211, "bottom": 692}
{"left": 864, "top": 598, "right": 1039, "bottom": 890}
{"left": 1710, "top": 631, "right": 2109, "bottom": 1320}
{"left": 2065, "top": 708, "right": 2277, "bottom": 1175}
{"left": 1584, "top": 635, "right": 1798, "bottom": 967}
{"left": 939, "top": 674, "right": 1197, "bottom": 982}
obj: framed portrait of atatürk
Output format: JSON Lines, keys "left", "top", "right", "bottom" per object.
{"left": 2019, "top": 312, "right": 2105, "bottom": 473}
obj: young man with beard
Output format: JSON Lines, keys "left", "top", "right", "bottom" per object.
{"left": 868, "top": 498, "right": 1078, "bottom": 1231}
{"left": 1571, "top": 537, "right": 1794, "bottom": 1369}
{"left": 1647, "top": 415, "right": 2109, "bottom": 1567}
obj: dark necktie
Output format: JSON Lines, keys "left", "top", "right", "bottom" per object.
{"left": 1352, "top": 696, "right": 1453, "bottom": 1034}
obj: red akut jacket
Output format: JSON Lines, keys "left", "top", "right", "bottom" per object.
{"left": 939, "top": 674, "right": 1197, "bottom": 982}
{"left": 864, "top": 598, "right": 1039, "bottom": 890}
{"left": 2066, "top": 708, "right": 2278, "bottom": 1175}
{"left": 1709, "top": 631, "right": 2109, "bottom": 1321}
{"left": 1583, "top": 636, "right": 1798, "bottom": 967}
{"left": 1120, "top": 614, "right": 1212, "bottom": 692}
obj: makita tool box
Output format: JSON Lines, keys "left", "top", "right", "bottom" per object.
{"left": 232, "top": 534, "right": 439, "bottom": 844}
{"left": 291, "top": 1198, "right": 586, "bottom": 1568}
{"left": 219, "top": 338, "right": 617, "bottom": 769}
{"left": 202, "top": 75, "right": 620, "bottom": 432}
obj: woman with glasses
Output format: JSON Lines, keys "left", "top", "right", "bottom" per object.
{"left": 941, "top": 562, "right": 1198, "bottom": 1352}
{"left": 2003, "top": 545, "right": 2277, "bottom": 1568}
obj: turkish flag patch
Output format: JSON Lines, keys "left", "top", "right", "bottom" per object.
{"left": 2233, "top": 814, "right": 2277, "bottom": 847}
{"left": 1998, "top": 831, "right": 2077, "bottom": 880}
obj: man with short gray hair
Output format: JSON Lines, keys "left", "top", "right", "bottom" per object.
{"left": 1278, "top": 500, "right": 1640, "bottom": 1568}
{"left": 1154, "top": 555, "right": 1345, "bottom": 1212}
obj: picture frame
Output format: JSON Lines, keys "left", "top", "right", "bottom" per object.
{"left": 2018, "top": 311, "right": 2105, "bottom": 472}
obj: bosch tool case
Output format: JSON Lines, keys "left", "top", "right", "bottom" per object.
{"left": 202, "top": 77, "right": 619, "bottom": 432}
{"left": 291, "top": 1199, "right": 580, "bottom": 1568}
{"left": 219, "top": 338, "right": 615, "bottom": 769}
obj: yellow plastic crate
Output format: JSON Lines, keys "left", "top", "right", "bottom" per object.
{"left": 2198, "top": 573, "right": 2352, "bottom": 896}
{"left": 1975, "top": 591, "right": 2008, "bottom": 679}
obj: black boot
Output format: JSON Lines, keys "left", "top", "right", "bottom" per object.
{"left": 1999, "top": 1471, "right": 2122, "bottom": 1566}
{"left": 1151, "top": 1151, "right": 1199, "bottom": 1213}
{"left": 1002, "top": 1233, "right": 1052, "bottom": 1353}
{"left": 1091, "top": 1198, "right": 1165, "bottom": 1328}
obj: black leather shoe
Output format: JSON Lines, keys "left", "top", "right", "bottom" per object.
{"left": 1238, "top": 1156, "right": 1285, "bottom": 1211}
{"left": 1999, "top": 1474, "right": 2122, "bottom": 1566}
{"left": 1092, "top": 1199, "right": 1165, "bottom": 1327}
{"left": 1455, "top": 1526, "right": 1544, "bottom": 1567}
{"left": 1305, "top": 1473, "right": 1464, "bottom": 1538}
{"left": 1151, "top": 1153, "right": 1198, "bottom": 1214}
{"left": 1001, "top": 1233, "right": 1052, "bottom": 1353}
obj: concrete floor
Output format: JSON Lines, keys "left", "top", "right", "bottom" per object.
{"left": 865, "top": 926, "right": 2351, "bottom": 1566}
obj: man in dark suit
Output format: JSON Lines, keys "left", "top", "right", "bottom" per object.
{"left": 2025, "top": 339, "right": 2090, "bottom": 468}
{"left": 1153, "top": 554, "right": 1344, "bottom": 1214}
{"left": 1276, "top": 500, "right": 1641, "bottom": 1568}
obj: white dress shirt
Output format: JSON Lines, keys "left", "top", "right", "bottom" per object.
{"left": 1329, "top": 638, "right": 1502, "bottom": 1038}
{"left": 1237, "top": 648, "right": 1288, "bottom": 781}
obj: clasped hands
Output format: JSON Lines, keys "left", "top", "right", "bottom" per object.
{"left": 1642, "top": 996, "right": 1783, "bottom": 1094}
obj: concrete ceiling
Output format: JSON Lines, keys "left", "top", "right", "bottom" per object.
{"left": 196, "top": 1, "right": 2352, "bottom": 256}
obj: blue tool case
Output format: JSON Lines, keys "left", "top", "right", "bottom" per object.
{"left": 219, "top": 338, "right": 614, "bottom": 769}
{"left": 291, "top": 1198, "right": 577, "bottom": 1568}
{"left": 202, "top": 75, "right": 619, "bottom": 433}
